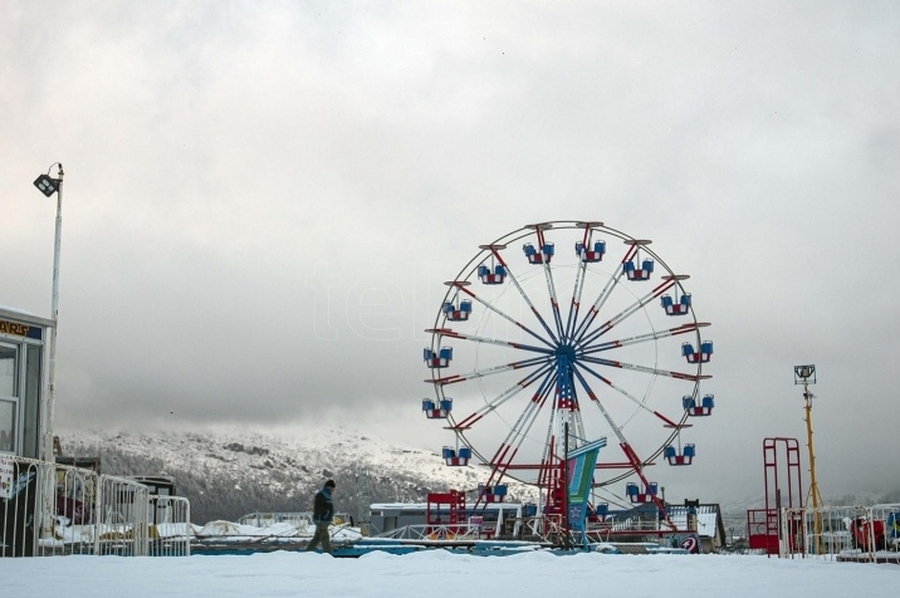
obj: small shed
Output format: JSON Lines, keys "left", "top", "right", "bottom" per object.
{"left": 1, "top": 306, "right": 54, "bottom": 459}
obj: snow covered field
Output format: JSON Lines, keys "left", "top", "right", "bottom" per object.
{"left": 3, "top": 550, "right": 897, "bottom": 598}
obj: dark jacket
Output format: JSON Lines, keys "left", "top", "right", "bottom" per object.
{"left": 313, "top": 487, "right": 334, "bottom": 524}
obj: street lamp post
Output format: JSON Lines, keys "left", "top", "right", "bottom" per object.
{"left": 33, "top": 163, "right": 64, "bottom": 464}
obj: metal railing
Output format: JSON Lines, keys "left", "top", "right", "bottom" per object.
{"left": 149, "top": 495, "right": 192, "bottom": 556}
{"left": 376, "top": 522, "right": 484, "bottom": 542}
{"left": 0, "top": 457, "right": 40, "bottom": 557}
{"left": 781, "top": 504, "right": 900, "bottom": 561}
{"left": 1, "top": 455, "right": 191, "bottom": 558}
{"left": 237, "top": 511, "right": 313, "bottom": 528}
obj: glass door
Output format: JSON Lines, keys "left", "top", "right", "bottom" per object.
{"left": 0, "top": 343, "right": 19, "bottom": 454}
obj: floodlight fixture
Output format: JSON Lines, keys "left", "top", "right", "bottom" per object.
{"left": 33, "top": 173, "right": 60, "bottom": 197}
{"left": 793, "top": 364, "right": 816, "bottom": 385}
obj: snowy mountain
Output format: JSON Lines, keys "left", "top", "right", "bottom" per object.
{"left": 56, "top": 427, "right": 537, "bottom": 525}
{"left": 56, "top": 427, "right": 898, "bottom": 531}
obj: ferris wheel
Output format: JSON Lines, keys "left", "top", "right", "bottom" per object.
{"left": 421, "top": 221, "right": 715, "bottom": 517}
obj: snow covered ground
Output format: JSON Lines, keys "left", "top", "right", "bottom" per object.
{"left": 2, "top": 550, "right": 897, "bottom": 598}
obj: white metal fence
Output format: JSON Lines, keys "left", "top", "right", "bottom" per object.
{"left": 781, "top": 503, "right": 900, "bottom": 561}
{"left": 0, "top": 457, "right": 40, "bottom": 556}
{"left": 1, "top": 455, "right": 190, "bottom": 557}
{"left": 148, "top": 495, "right": 192, "bottom": 556}
{"left": 238, "top": 511, "right": 313, "bottom": 528}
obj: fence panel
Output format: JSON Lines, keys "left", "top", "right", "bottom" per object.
{"left": 869, "top": 503, "right": 900, "bottom": 552}
{"left": 97, "top": 475, "right": 151, "bottom": 556}
{"left": 3, "top": 456, "right": 192, "bottom": 558}
{"left": 781, "top": 505, "right": 900, "bottom": 561}
{"left": 0, "top": 457, "right": 40, "bottom": 557}
{"left": 149, "top": 495, "right": 192, "bottom": 556}
{"left": 49, "top": 461, "right": 101, "bottom": 555}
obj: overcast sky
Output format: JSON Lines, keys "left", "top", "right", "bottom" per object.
{"left": 3, "top": 1, "right": 899, "bottom": 504}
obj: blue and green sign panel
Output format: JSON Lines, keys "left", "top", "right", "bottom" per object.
{"left": 566, "top": 437, "right": 607, "bottom": 536}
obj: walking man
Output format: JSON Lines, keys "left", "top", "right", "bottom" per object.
{"left": 306, "top": 479, "right": 336, "bottom": 553}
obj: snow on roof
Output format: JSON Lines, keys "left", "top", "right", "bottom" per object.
{"left": 664, "top": 505, "right": 721, "bottom": 538}
{"left": 0, "top": 305, "right": 54, "bottom": 327}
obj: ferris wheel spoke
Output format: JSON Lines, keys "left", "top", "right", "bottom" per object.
{"left": 565, "top": 223, "right": 606, "bottom": 340}
{"left": 570, "top": 367, "right": 628, "bottom": 445}
{"left": 488, "top": 247, "right": 561, "bottom": 345}
{"left": 497, "top": 370, "right": 556, "bottom": 450}
{"left": 564, "top": 259, "right": 590, "bottom": 340}
{"left": 427, "top": 354, "right": 553, "bottom": 387}
{"left": 539, "top": 261, "right": 566, "bottom": 339}
{"left": 580, "top": 321, "right": 710, "bottom": 355}
{"left": 478, "top": 371, "right": 556, "bottom": 485}
{"left": 570, "top": 237, "right": 645, "bottom": 341}
{"left": 455, "top": 282, "right": 557, "bottom": 349}
{"left": 429, "top": 327, "right": 555, "bottom": 355}
{"left": 575, "top": 276, "right": 677, "bottom": 347}
{"left": 574, "top": 363, "right": 685, "bottom": 429}
{"left": 538, "top": 370, "right": 561, "bottom": 471}
{"left": 579, "top": 354, "right": 709, "bottom": 382}
{"left": 572, "top": 368, "right": 673, "bottom": 496}
{"left": 520, "top": 224, "right": 566, "bottom": 339}
{"left": 450, "top": 361, "right": 556, "bottom": 430}
{"left": 570, "top": 265, "right": 623, "bottom": 342}
{"left": 522, "top": 223, "right": 567, "bottom": 339}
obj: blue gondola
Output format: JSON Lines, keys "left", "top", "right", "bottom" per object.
{"left": 477, "top": 484, "right": 508, "bottom": 503}
{"left": 661, "top": 293, "right": 691, "bottom": 316}
{"left": 442, "top": 299, "right": 472, "bottom": 321}
{"left": 575, "top": 240, "right": 606, "bottom": 263}
{"left": 422, "top": 397, "right": 453, "bottom": 419}
{"left": 423, "top": 346, "right": 453, "bottom": 368}
{"left": 523, "top": 242, "right": 555, "bottom": 265}
{"left": 681, "top": 340, "right": 713, "bottom": 363}
{"left": 478, "top": 264, "right": 506, "bottom": 284}
{"left": 624, "top": 259, "right": 654, "bottom": 281}
{"left": 664, "top": 443, "right": 695, "bottom": 466}
{"left": 625, "top": 481, "right": 659, "bottom": 503}
{"left": 442, "top": 446, "right": 471, "bottom": 466}
{"left": 683, "top": 394, "right": 714, "bottom": 416}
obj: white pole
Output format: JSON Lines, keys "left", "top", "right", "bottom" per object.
{"left": 45, "top": 164, "right": 63, "bottom": 463}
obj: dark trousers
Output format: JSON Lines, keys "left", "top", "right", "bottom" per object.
{"left": 306, "top": 522, "right": 331, "bottom": 553}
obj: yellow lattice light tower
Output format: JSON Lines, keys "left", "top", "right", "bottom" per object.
{"left": 794, "top": 364, "right": 824, "bottom": 551}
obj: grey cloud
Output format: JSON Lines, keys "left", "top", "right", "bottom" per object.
{"left": 3, "top": 2, "right": 899, "bottom": 503}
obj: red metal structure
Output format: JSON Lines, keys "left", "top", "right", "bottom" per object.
{"left": 747, "top": 437, "right": 802, "bottom": 554}
{"left": 425, "top": 490, "right": 466, "bottom": 537}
